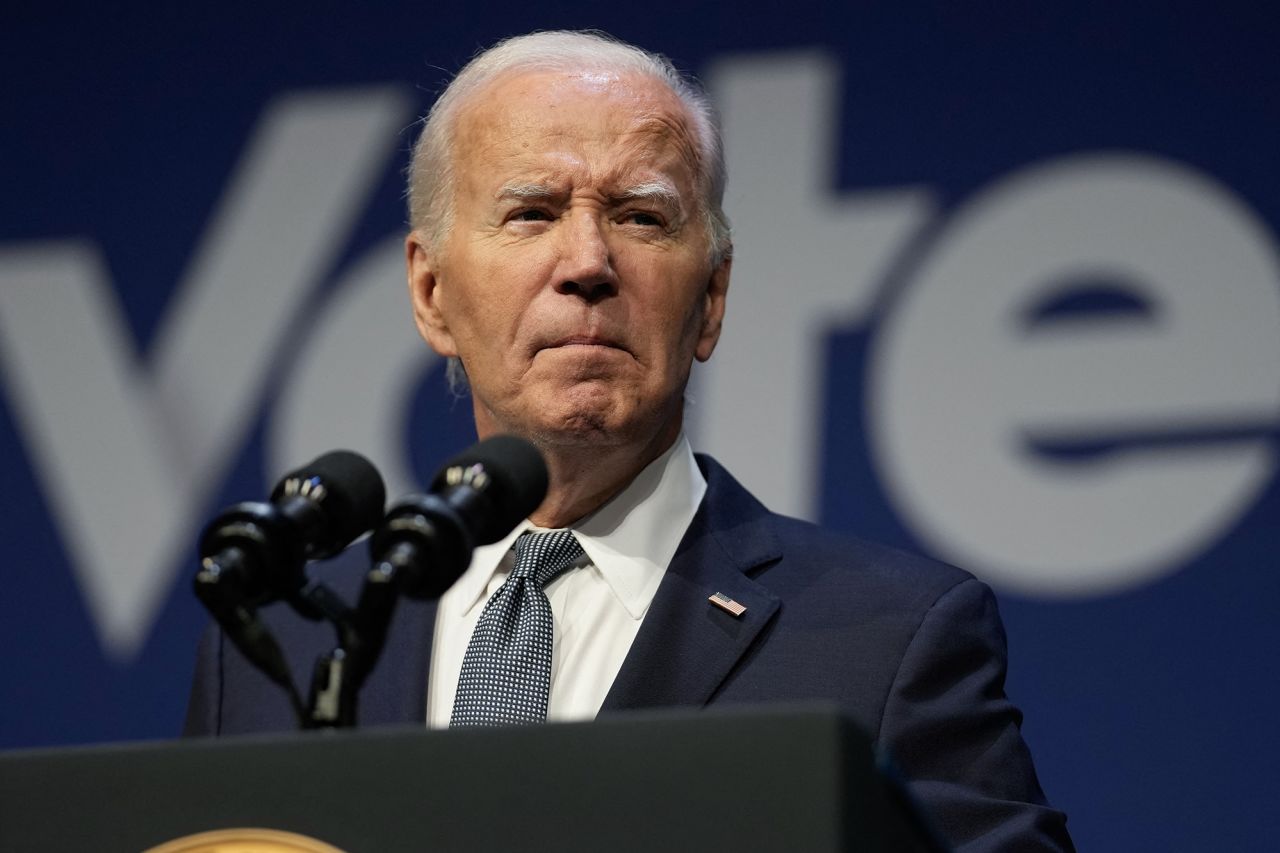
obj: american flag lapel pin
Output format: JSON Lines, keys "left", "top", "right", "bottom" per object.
{"left": 708, "top": 592, "right": 747, "bottom": 617}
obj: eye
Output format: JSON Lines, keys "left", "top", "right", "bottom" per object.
{"left": 623, "top": 211, "right": 664, "bottom": 227}
{"left": 511, "top": 208, "right": 552, "bottom": 222}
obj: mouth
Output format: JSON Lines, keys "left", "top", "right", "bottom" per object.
{"left": 545, "top": 335, "right": 628, "bottom": 352}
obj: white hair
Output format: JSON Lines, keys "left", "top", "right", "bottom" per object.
{"left": 406, "top": 29, "right": 732, "bottom": 266}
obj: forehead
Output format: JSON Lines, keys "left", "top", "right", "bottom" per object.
{"left": 449, "top": 69, "right": 701, "bottom": 192}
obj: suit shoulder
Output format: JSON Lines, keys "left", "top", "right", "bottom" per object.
{"left": 763, "top": 512, "right": 977, "bottom": 606}
{"left": 695, "top": 453, "right": 977, "bottom": 608}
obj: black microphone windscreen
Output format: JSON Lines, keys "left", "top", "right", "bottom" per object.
{"left": 274, "top": 450, "right": 387, "bottom": 551}
{"left": 433, "top": 435, "right": 548, "bottom": 543}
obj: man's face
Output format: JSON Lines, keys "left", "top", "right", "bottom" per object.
{"left": 407, "top": 69, "right": 729, "bottom": 452}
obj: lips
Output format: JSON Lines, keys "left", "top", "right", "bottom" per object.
{"left": 549, "top": 335, "right": 625, "bottom": 349}
{"left": 539, "top": 333, "right": 630, "bottom": 355}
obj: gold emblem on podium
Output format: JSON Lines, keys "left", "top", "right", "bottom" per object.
{"left": 144, "top": 827, "right": 347, "bottom": 852}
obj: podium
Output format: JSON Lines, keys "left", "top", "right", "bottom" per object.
{"left": 0, "top": 706, "right": 945, "bottom": 852}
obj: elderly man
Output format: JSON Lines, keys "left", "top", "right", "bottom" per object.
{"left": 187, "top": 30, "right": 1073, "bottom": 851}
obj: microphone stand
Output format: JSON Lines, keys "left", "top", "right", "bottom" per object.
{"left": 194, "top": 554, "right": 310, "bottom": 728}
{"left": 196, "top": 554, "right": 389, "bottom": 730}
{"left": 293, "top": 580, "right": 362, "bottom": 729}
{"left": 306, "top": 541, "right": 420, "bottom": 728}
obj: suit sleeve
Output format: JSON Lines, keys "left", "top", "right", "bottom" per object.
{"left": 182, "top": 621, "right": 222, "bottom": 736}
{"left": 878, "top": 578, "right": 1075, "bottom": 853}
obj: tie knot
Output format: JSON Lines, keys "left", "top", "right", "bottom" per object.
{"left": 511, "top": 530, "right": 583, "bottom": 590}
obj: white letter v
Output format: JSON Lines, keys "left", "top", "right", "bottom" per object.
{"left": 0, "top": 87, "right": 412, "bottom": 660}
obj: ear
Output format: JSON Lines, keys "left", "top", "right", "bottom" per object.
{"left": 694, "top": 254, "right": 731, "bottom": 362}
{"left": 406, "top": 230, "right": 458, "bottom": 358}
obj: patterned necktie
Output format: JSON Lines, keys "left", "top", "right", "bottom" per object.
{"left": 450, "top": 530, "right": 584, "bottom": 727}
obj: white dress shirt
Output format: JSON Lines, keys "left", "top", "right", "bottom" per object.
{"left": 426, "top": 434, "right": 707, "bottom": 727}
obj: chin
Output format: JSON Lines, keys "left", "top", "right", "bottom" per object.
{"left": 485, "top": 381, "right": 666, "bottom": 448}
{"left": 518, "top": 387, "right": 639, "bottom": 446}
{"left": 533, "top": 406, "right": 631, "bottom": 447}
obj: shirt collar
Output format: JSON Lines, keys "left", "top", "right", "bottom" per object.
{"left": 447, "top": 434, "right": 707, "bottom": 619}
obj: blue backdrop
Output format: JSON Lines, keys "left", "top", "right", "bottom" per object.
{"left": 3, "top": 4, "right": 1278, "bottom": 850}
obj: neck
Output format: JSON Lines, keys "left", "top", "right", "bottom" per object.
{"left": 534, "top": 432, "right": 679, "bottom": 527}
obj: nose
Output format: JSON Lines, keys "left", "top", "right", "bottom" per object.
{"left": 554, "top": 212, "right": 617, "bottom": 303}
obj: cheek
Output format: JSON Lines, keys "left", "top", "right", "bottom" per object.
{"left": 444, "top": 254, "right": 528, "bottom": 335}
{"left": 629, "top": 296, "right": 705, "bottom": 386}
{"left": 657, "top": 268, "right": 712, "bottom": 338}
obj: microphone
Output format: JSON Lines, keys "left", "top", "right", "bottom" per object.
{"left": 195, "top": 450, "right": 387, "bottom": 608}
{"left": 306, "top": 436, "right": 545, "bottom": 723}
{"left": 193, "top": 450, "right": 385, "bottom": 696}
{"left": 367, "top": 434, "right": 548, "bottom": 599}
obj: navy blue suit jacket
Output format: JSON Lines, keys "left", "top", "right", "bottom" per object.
{"left": 186, "top": 455, "right": 1073, "bottom": 852}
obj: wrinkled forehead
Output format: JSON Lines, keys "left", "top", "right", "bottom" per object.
{"left": 449, "top": 68, "right": 703, "bottom": 194}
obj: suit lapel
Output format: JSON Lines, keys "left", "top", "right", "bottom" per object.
{"left": 601, "top": 456, "right": 782, "bottom": 713}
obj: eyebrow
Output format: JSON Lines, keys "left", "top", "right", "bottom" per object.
{"left": 612, "top": 180, "right": 682, "bottom": 211}
{"left": 495, "top": 182, "right": 565, "bottom": 202}
{"left": 493, "top": 180, "right": 683, "bottom": 211}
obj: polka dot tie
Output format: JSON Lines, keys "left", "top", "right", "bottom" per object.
{"left": 450, "top": 530, "right": 584, "bottom": 727}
